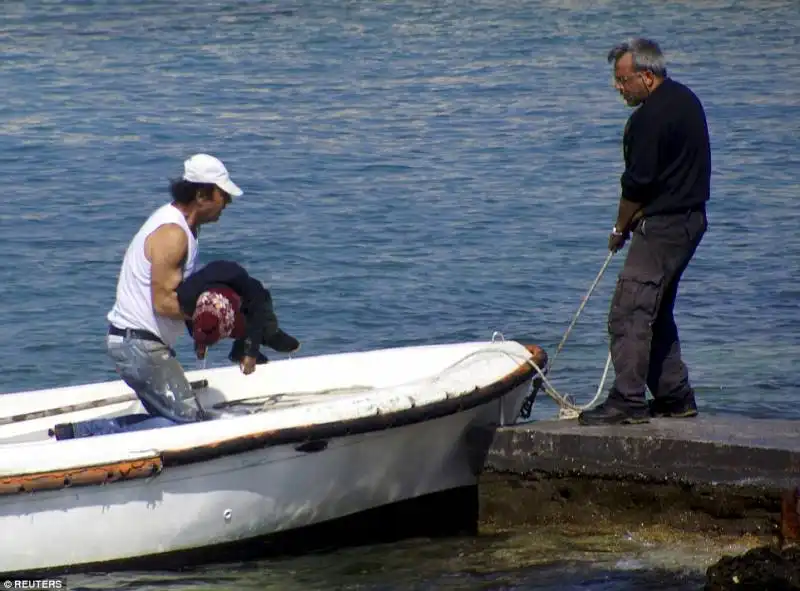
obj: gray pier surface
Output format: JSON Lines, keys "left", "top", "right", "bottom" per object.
{"left": 479, "top": 414, "right": 800, "bottom": 536}
{"left": 487, "top": 414, "right": 800, "bottom": 489}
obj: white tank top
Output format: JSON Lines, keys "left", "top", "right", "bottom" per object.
{"left": 107, "top": 203, "right": 199, "bottom": 348}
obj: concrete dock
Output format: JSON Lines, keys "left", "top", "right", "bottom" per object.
{"left": 480, "top": 413, "right": 800, "bottom": 541}
{"left": 487, "top": 414, "right": 800, "bottom": 488}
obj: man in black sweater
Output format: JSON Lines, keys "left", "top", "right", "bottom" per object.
{"left": 176, "top": 260, "right": 299, "bottom": 373}
{"left": 579, "top": 38, "right": 710, "bottom": 426}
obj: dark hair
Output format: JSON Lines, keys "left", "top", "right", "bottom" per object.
{"left": 607, "top": 37, "right": 667, "bottom": 77}
{"left": 169, "top": 178, "right": 216, "bottom": 204}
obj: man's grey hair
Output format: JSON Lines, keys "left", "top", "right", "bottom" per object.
{"left": 607, "top": 38, "right": 667, "bottom": 77}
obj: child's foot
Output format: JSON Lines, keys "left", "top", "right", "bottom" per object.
{"left": 265, "top": 329, "right": 300, "bottom": 353}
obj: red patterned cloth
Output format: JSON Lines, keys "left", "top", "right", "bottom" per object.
{"left": 191, "top": 287, "right": 246, "bottom": 346}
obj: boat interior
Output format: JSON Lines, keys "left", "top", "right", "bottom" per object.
{"left": 0, "top": 340, "right": 540, "bottom": 449}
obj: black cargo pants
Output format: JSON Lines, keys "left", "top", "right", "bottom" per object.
{"left": 607, "top": 208, "right": 707, "bottom": 411}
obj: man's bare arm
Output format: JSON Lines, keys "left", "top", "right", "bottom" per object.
{"left": 146, "top": 224, "right": 190, "bottom": 320}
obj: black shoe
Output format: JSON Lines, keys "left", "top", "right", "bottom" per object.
{"left": 49, "top": 423, "right": 75, "bottom": 440}
{"left": 264, "top": 329, "right": 300, "bottom": 354}
{"left": 649, "top": 395, "right": 698, "bottom": 418}
{"left": 228, "top": 340, "right": 269, "bottom": 365}
{"left": 578, "top": 401, "right": 650, "bottom": 426}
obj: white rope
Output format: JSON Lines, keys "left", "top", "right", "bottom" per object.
{"left": 514, "top": 250, "right": 618, "bottom": 420}
{"left": 412, "top": 343, "right": 613, "bottom": 419}
{"left": 547, "top": 251, "right": 615, "bottom": 374}
{"left": 475, "top": 347, "right": 611, "bottom": 419}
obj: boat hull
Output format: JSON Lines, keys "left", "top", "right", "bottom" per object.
{"left": 0, "top": 381, "right": 528, "bottom": 576}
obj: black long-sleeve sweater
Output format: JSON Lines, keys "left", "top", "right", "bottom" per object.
{"left": 175, "top": 260, "right": 279, "bottom": 358}
{"left": 620, "top": 77, "right": 711, "bottom": 216}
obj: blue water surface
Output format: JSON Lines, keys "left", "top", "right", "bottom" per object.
{"left": 1, "top": 1, "right": 799, "bottom": 588}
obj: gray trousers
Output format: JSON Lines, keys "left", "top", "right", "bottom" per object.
{"left": 106, "top": 334, "right": 205, "bottom": 423}
{"left": 607, "top": 208, "right": 707, "bottom": 410}
{"left": 70, "top": 334, "right": 205, "bottom": 439}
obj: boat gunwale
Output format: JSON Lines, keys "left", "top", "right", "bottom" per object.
{"left": 0, "top": 457, "right": 163, "bottom": 496}
{"left": 0, "top": 343, "right": 546, "bottom": 496}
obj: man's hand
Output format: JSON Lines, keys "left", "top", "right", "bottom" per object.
{"left": 608, "top": 227, "right": 629, "bottom": 253}
{"left": 240, "top": 355, "right": 257, "bottom": 375}
{"left": 611, "top": 196, "right": 642, "bottom": 253}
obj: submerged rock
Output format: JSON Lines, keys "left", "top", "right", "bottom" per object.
{"left": 705, "top": 545, "right": 800, "bottom": 590}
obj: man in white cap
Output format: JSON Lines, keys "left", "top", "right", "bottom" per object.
{"left": 53, "top": 154, "right": 245, "bottom": 440}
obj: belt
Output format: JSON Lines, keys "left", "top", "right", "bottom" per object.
{"left": 648, "top": 204, "right": 706, "bottom": 217}
{"left": 108, "top": 324, "right": 164, "bottom": 344}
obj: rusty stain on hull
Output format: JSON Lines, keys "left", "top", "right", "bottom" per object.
{"left": 0, "top": 457, "right": 163, "bottom": 496}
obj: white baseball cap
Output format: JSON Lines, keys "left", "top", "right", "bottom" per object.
{"left": 182, "top": 153, "right": 243, "bottom": 198}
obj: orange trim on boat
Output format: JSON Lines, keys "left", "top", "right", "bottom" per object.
{"left": 0, "top": 456, "right": 163, "bottom": 496}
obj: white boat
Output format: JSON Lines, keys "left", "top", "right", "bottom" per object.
{"left": 0, "top": 338, "right": 546, "bottom": 577}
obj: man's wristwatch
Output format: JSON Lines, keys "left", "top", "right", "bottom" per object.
{"left": 611, "top": 226, "right": 625, "bottom": 237}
